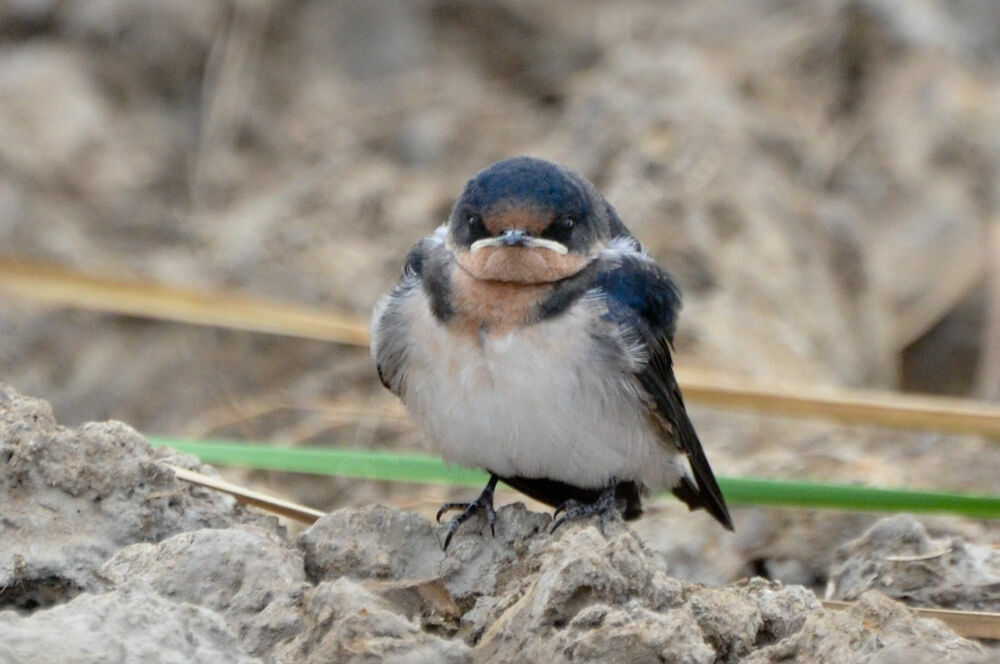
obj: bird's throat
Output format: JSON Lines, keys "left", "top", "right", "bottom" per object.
{"left": 449, "top": 266, "right": 552, "bottom": 336}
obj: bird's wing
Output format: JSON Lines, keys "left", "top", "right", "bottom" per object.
{"left": 371, "top": 230, "right": 446, "bottom": 396}
{"left": 595, "top": 251, "right": 733, "bottom": 530}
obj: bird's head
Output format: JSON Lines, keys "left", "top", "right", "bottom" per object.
{"left": 446, "top": 156, "right": 625, "bottom": 284}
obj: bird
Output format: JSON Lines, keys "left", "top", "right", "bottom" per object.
{"left": 371, "top": 156, "right": 733, "bottom": 549}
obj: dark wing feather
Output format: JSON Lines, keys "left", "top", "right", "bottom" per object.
{"left": 597, "top": 252, "right": 733, "bottom": 531}
{"left": 373, "top": 238, "right": 440, "bottom": 395}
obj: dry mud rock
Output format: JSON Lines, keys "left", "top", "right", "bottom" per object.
{"left": 829, "top": 514, "right": 1000, "bottom": 611}
{"left": 0, "top": 585, "right": 258, "bottom": 664}
{"left": 0, "top": 385, "right": 990, "bottom": 663}
{"left": 0, "top": 383, "right": 272, "bottom": 612}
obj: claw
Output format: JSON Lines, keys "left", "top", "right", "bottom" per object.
{"left": 438, "top": 475, "right": 499, "bottom": 550}
{"left": 552, "top": 498, "right": 580, "bottom": 520}
{"left": 436, "top": 502, "right": 469, "bottom": 523}
{"left": 550, "top": 484, "right": 620, "bottom": 535}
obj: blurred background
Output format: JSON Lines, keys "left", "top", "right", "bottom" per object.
{"left": 1, "top": 0, "right": 999, "bottom": 586}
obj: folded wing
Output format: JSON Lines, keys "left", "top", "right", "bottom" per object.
{"left": 596, "top": 251, "right": 733, "bottom": 530}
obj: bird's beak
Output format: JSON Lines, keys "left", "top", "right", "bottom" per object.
{"left": 499, "top": 229, "right": 529, "bottom": 247}
{"left": 470, "top": 230, "right": 569, "bottom": 255}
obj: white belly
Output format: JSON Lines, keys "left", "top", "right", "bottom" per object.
{"left": 397, "top": 292, "right": 685, "bottom": 490}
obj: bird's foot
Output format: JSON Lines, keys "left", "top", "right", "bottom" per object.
{"left": 551, "top": 484, "right": 621, "bottom": 535}
{"left": 436, "top": 475, "right": 499, "bottom": 550}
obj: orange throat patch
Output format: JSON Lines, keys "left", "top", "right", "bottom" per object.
{"left": 448, "top": 245, "right": 592, "bottom": 337}
{"left": 449, "top": 266, "right": 552, "bottom": 336}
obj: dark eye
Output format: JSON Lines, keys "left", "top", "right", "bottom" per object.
{"left": 463, "top": 212, "right": 489, "bottom": 241}
{"left": 541, "top": 214, "right": 577, "bottom": 243}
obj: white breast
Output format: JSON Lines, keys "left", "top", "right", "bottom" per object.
{"left": 394, "top": 289, "right": 686, "bottom": 491}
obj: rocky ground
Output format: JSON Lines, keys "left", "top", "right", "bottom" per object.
{"left": 1, "top": 384, "right": 994, "bottom": 663}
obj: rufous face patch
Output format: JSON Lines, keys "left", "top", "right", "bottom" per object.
{"left": 482, "top": 203, "right": 552, "bottom": 236}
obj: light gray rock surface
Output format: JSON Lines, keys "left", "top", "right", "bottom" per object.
{"left": 743, "top": 590, "right": 989, "bottom": 664}
{"left": 829, "top": 514, "right": 1000, "bottom": 611}
{"left": 274, "top": 578, "right": 470, "bottom": 664}
{"left": 0, "top": 385, "right": 991, "bottom": 663}
{"left": 0, "top": 383, "right": 273, "bottom": 612}
{"left": 100, "top": 527, "right": 310, "bottom": 659}
{"left": 0, "top": 583, "right": 259, "bottom": 664}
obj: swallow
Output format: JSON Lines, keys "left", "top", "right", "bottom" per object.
{"left": 372, "top": 156, "right": 733, "bottom": 549}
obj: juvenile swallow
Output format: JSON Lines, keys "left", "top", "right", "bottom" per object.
{"left": 372, "top": 156, "right": 733, "bottom": 549}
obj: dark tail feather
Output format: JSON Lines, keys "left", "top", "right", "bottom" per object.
{"left": 671, "top": 395, "right": 735, "bottom": 531}
{"left": 672, "top": 475, "right": 734, "bottom": 531}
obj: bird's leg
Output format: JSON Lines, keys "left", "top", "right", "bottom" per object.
{"left": 551, "top": 484, "right": 621, "bottom": 535}
{"left": 436, "top": 474, "right": 500, "bottom": 550}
